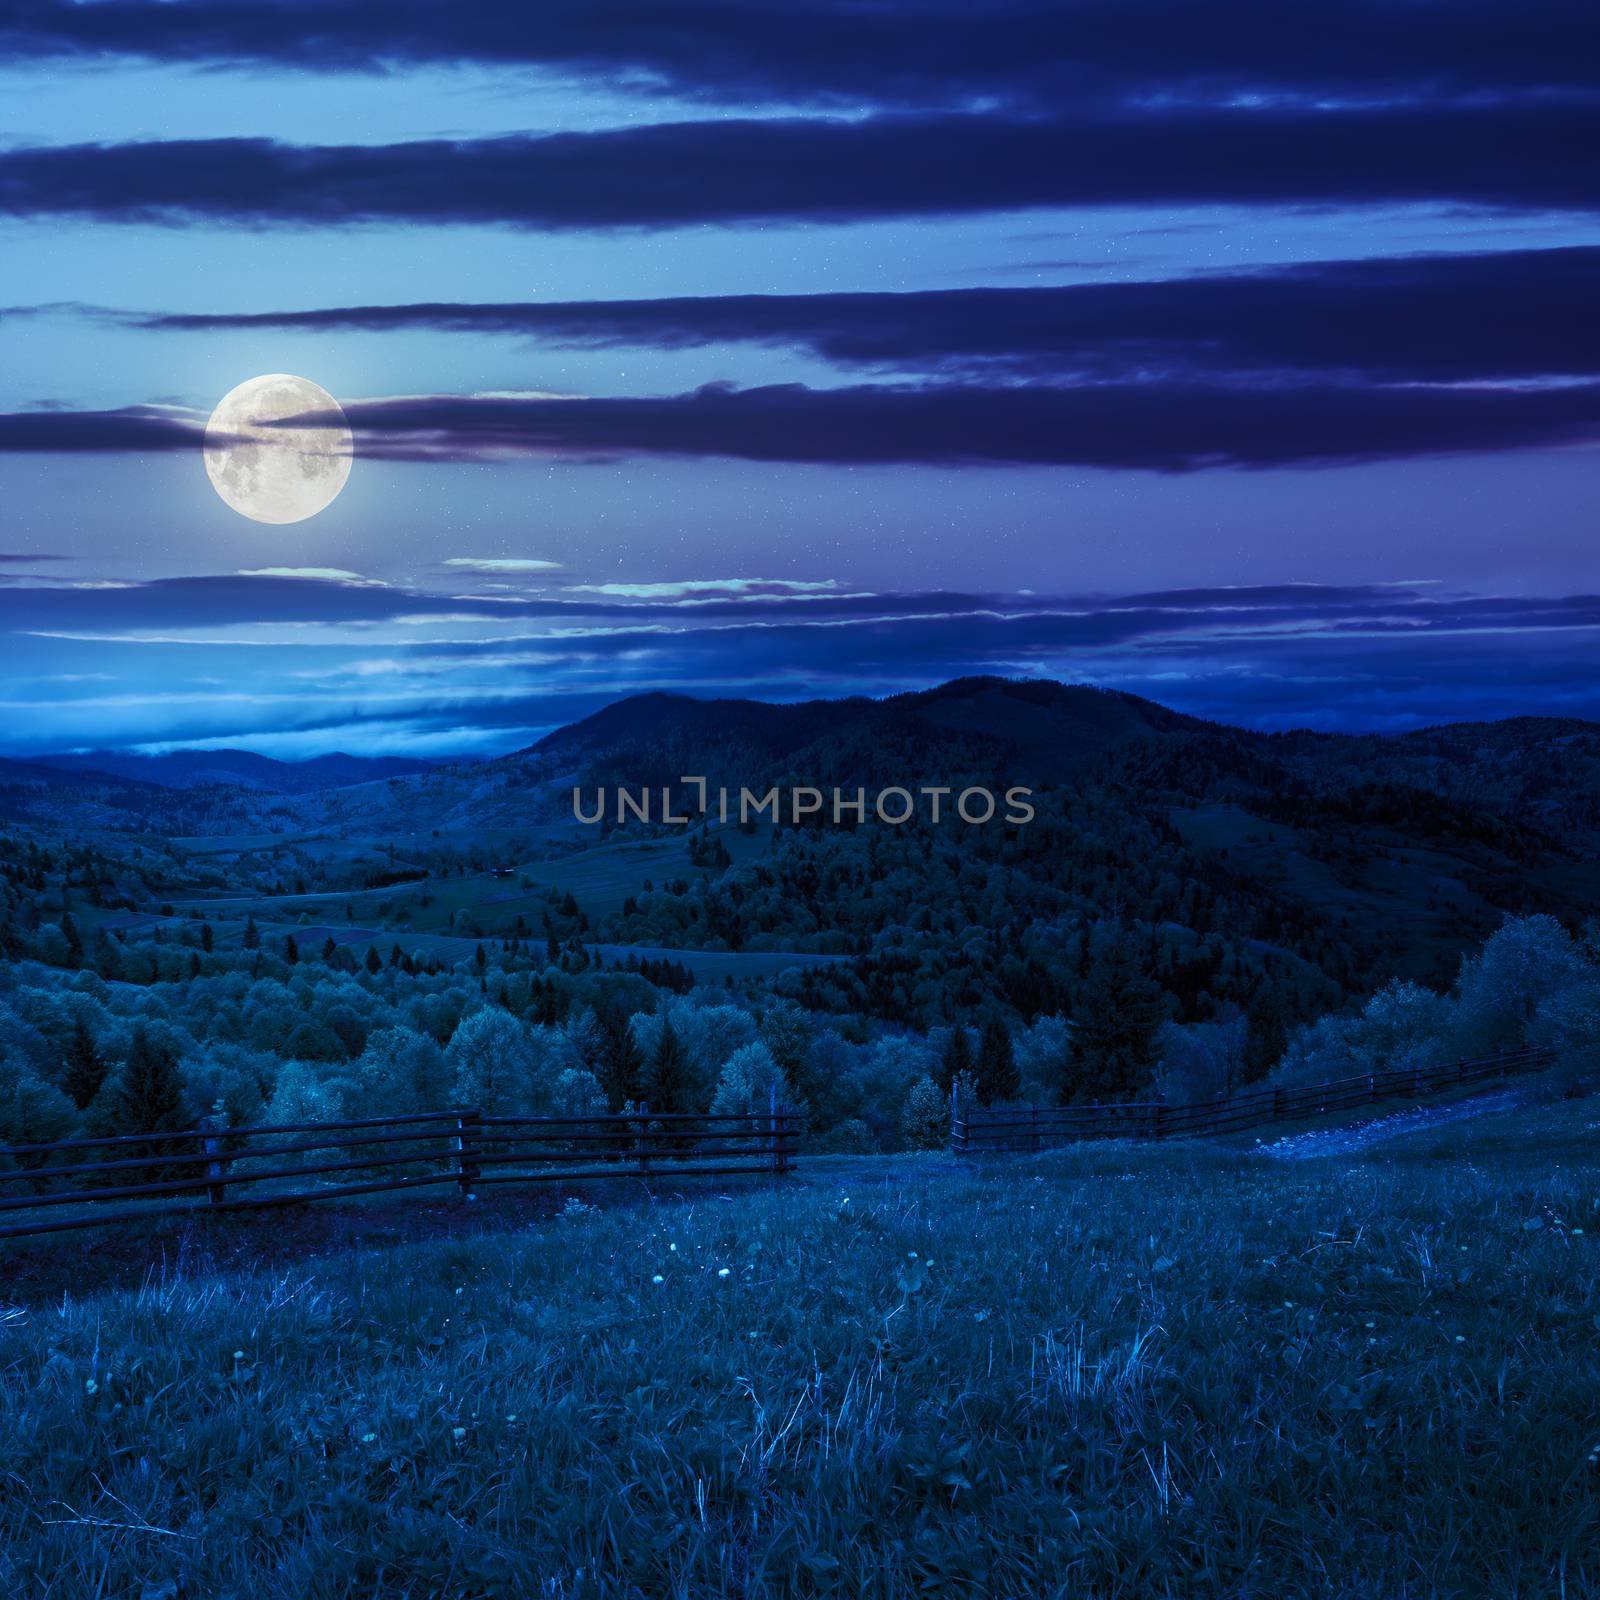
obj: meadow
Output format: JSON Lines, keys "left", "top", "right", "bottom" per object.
{"left": 1, "top": 1096, "right": 1594, "bottom": 1598}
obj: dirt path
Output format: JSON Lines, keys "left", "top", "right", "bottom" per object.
{"left": 1254, "top": 1087, "right": 1527, "bottom": 1161}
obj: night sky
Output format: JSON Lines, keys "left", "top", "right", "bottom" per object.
{"left": 1, "top": 2, "right": 1596, "bottom": 756}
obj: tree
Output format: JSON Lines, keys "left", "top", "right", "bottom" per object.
{"left": 976, "top": 1019, "right": 1020, "bottom": 1105}
{"left": 243, "top": 915, "right": 260, "bottom": 951}
{"left": 365, "top": 945, "right": 382, "bottom": 975}
{"left": 201, "top": 921, "right": 214, "bottom": 954}
{"left": 61, "top": 912, "right": 83, "bottom": 968}
{"left": 96, "top": 1026, "right": 191, "bottom": 1183}
{"left": 445, "top": 1008, "right": 536, "bottom": 1116}
{"left": 940, "top": 1025, "right": 973, "bottom": 1092}
{"left": 899, "top": 1075, "right": 949, "bottom": 1150}
{"left": 63, "top": 1015, "right": 106, "bottom": 1109}
{"left": 1071, "top": 934, "right": 1166, "bottom": 1101}
{"left": 283, "top": 934, "right": 299, "bottom": 965}
{"left": 649, "top": 1019, "right": 692, "bottom": 1115}
{"left": 0, "top": 1056, "right": 75, "bottom": 1153}
{"left": 596, "top": 1007, "right": 645, "bottom": 1109}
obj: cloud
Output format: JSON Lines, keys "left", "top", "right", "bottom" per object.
{"left": 442, "top": 557, "right": 563, "bottom": 572}
{"left": 9, "top": 375, "right": 1600, "bottom": 473}
{"left": 2, "top": 102, "right": 1598, "bottom": 233}
{"left": 0, "top": 552, "right": 72, "bottom": 563}
{"left": 3, "top": 1, "right": 1597, "bottom": 110}
{"left": 130, "top": 247, "right": 1600, "bottom": 386}
{"left": 237, "top": 566, "right": 386, "bottom": 585}
{"left": 0, "top": 406, "right": 204, "bottom": 452}
{"left": 566, "top": 578, "right": 844, "bottom": 600}
{"left": 3, "top": 575, "right": 1599, "bottom": 753}
{"left": 335, "top": 379, "right": 1600, "bottom": 472}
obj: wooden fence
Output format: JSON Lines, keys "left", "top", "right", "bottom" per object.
{"left": 952, "top": 1046, "right": 1555, "bottom": 1154}
{"left": 0, "top": 1096, "right": 799, "bottom": 1242}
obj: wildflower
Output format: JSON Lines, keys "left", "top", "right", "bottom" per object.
{"left": 1365, "top": 1321, "right": 1375, "bottom": 1329}
{"left": 506, "top": 1414, "right": 518, "bottom": 1423}
{"left": 652, "top": 1274, "right": 665, "bottom": 1284}
{"left": 1454, "top": 1335, "right": 1466, "bottom": 1343}
{"left": 669, "top": 1243, "right": 678, "bottom": 1252}
{"left": 907, "top": 1250, "right": 918, "bottom": 1259}
{"left": 361, "top": 1432, "right": 377, "bottom": 1443}
{"left": 718, "top": 1267, "right": 731, "bottom": 1279}
{"left": 454, "top": 1287, "right": 464, "bottom": 1296}
{"left": 452, "top": 1427, "right": 468, "bottom": 1442}
{"left": 233, "top": 1350, "right": 245, "bottom": 1360}
{"left": 85, "top": 1378, "right": 97, "bottom": 1395}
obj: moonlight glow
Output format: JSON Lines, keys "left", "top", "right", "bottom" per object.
{"left": 203, "top": 374, "right": 352, "bottom": 524}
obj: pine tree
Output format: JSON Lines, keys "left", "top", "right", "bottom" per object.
{"left": 940, "top": 1024, "right": 974, "bottom": 1092}
{"left": 243, "top": 915, "right": 260, "bottom": 951}
{"left": 1070, "top": 934, "right": 1166, "bottom": 1101}
{"left": 63, "top": 1016, "right": 106, "bottom": 1110}
{"left": 102, "top": 1026, "right": 190, "bottom": 1184}
{"left": 61, "top": 912, "right": 83, "bottom": 968}
{"left": 201, "top": 921, "right": 214, "bottom": 953}
{"left": 322, "top": 936, "right": 338, "bottom": 962}
{"left": 283, "top": 934, "right": 299, "bottom": 965}
{"left": 597, "top": 1009, "right": 644, "bottom": 1110}
{"left": 365, "top": 946, "right": 382, "bottom": 975}
{"left": 976, "top": 1019, "right": 1020, "bottom": 1105}
{"left": 650, "top": 1020, "right": 692, "bottom": 1116}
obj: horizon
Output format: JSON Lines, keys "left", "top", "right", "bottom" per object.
{"left": 15, "top": 669, "right": 1599, "bottom": 768}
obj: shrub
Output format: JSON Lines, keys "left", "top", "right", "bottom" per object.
{"left": 899, "top": 1075, "right": 949, "bottom": 1150}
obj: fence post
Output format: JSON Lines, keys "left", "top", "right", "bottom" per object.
{"left": 1032, "top": 1103, "right": 1041, "bottom": 1153}
{"left": 637, "top": 1101, "right": 651, "bottom": 1178}
{"left": 1153, "top": 1099, "right": 1166, "bottom": 1141}
{"left": 199, "top": 1115, "right": 226, "bottom": 1207}
{"left": 769, "top": 1082, "right": 781, "bottom": 1175}
{"left": 950, "top": 1082, "right": 962, "bottom": 1154}
{"left": 455, "top": 1109, "right": 480, "bottom": 1197}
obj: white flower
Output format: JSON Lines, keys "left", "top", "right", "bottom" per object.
{"left": 652, "top": 1274, "right": 665, "bottom": 1284}
{"left": 361, "top": 1432, "right": 377, "bottom": 1443}
{"left": 718, "top": 1268, "right": 731, "bottom": 1279}
{"left": 452, "top": 1427, "right": 468, "bottom": 1441}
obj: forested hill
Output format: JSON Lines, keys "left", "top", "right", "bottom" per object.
{"left": 530, "top": 678, "right": 1209, "bottom": 787}
{"left": 2, "top": 676, "right": 1597, "bottom": 1092}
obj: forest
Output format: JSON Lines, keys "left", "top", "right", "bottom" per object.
{"left": 1, "top": 679, "right": 1596, "bottom": 1164}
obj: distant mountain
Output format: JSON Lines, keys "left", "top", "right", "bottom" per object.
{"left": 30, "top": 748, "right": 438, "bottom": 794}
{"left": 529, "top": 678, "right": 1205, "bottom": 788}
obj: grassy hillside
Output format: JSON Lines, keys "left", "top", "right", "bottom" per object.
{"left": 1, "top": 1097, "right": 1594, "bottom": 1598}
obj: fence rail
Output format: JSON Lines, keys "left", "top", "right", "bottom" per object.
{"left": 952, "top": 1046, "right": 1555, "bottom": 1154}
{"left": 0, "top": 1097, "right": 798, "bottom": 1242}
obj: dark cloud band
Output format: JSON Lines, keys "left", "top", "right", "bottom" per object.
{"left": 3, "top": 1, "right": 1598, "bottom": 109}
{"left": 8, "top": 376, "right": 1600, "bottom": 472}
{"left": 3, "top": 102, "right": 1599, "bottom": 231}
{"left": 134, "top": 247, "right": 1600, "bottom": 385}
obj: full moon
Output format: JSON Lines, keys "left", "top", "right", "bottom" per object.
{"left": 203, "top": 374, "right": 352, "bottom": 524}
